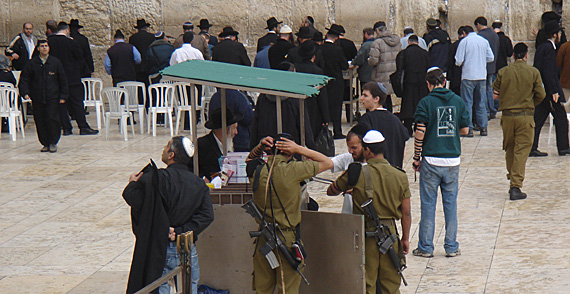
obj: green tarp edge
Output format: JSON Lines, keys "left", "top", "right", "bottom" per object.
{"left": 160, "top": 59, "right": 331, "bottom": 97}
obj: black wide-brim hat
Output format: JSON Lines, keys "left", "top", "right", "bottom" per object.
{"left": 198, "top": 19, "right": 213, "bottom": 29}
{"left": 219, "top": 26, "right": 239, "bottom": 37}
{"left": 295, "top": 27, "right": 313, "bottom": 39}
{"left": 69, "top": 19, "right": 83, "bottom": 29}
{"left": 298, "top": 40, "right": 317, "bottom": 59}
{"left": 326, "top": 24, "right": 343, "bottom": 36}
{"left": 265, "top": 17, "right": 283, "bottom": 29}
{"left": 134, "top": 18, "right": 151, "bottom": 29}
{"left": 205, "top": 107, "right": 244, "bottom": 129}
{"left": 545, "top": 20, "right": 562, "bottom": 36}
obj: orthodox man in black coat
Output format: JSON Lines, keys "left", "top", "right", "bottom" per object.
{"left": 293, "top": 41, "right": 331, "bottom": 140}
{"left": 268, "top": 25, "right": 295, "bottom": 69}
{"left": 129, "top": 19, "right": 155, "bottom": 86}
{"left": 69, "top": 19, "right": 94, "bottom": 78}
{"left": 19, "top": 40, "right": 68, "bottom": 153}
{"left": 531, "top": 21, "right": 570, "bottom": 156}
{"left": 287, "top": 27, "right": 326, "bottom": 71}
{"left": 336, "top": 24, "right": 358, "bottom": 122}
{"left": 397, "top": 35, "right": 430, "bottom": 136}
{"left": 250, "top": 62, "right": 315, "bottom": 151}
{"left": 320, "top": 24, "right": 349, "bottom": 138}
{"left": 47, "top": 22, "right": 98, "bottom": 135}
{"left": 257, "top": 17, "right": 281, "bottom": 52}
{"left": 447, "top": 26, "right": 468, "bottom": 96}
{"left": 189, "top": 107, "right": 243, "bottom": 180}
{"left": 123, "top": 136, "right": 214, "bottom": 294}
{"left": 212, "top": 27, "right": 251, "bottom": 66}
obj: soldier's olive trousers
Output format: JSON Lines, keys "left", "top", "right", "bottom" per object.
{"left": 365, "top": 220, "right": 404, "bottom": 294}
{"left": 501, "top": 114, "right": 534, "bottom": 188}
{"left": 252, "top": 230, "right": 302, "bottom": 294}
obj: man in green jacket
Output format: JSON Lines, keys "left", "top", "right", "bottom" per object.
{"left": 411, "top": 67, "right": 470, "bottom": 258}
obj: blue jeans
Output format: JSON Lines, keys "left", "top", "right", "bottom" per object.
{"left": 159, "top": 242, "right": 200, "bottom": 294}
{"left": 417, "top": 160, "right": 460, "bottom": 254}
{"left": 486, "top": 73, "right": 497, "bottom": 115}
{"left": 461, "top": 79, "right": 488, "bottom": 128}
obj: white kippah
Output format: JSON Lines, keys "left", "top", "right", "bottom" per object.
{"left": 363, "top": 130, "right": 385, "bottom": 144}
{"left": 427, "top": 66, "right": 440, "bottom": 73}
{"left": 182, "top": 137, "right": 195, "bottom": 157}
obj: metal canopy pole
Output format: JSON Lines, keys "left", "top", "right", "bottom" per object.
{"left": 191, "top": 84, "right": 199, "bottom": 175}
{"left": 300, "top": 99, "right": 306, "bottom": 147}
{"left": 349, "top": 69, "right": 354, "bottom": 125}
{"left": 221, "top": 88, "right": 228, "bottom": 156}
{"left": 276, "top": 96, "right": 283, "bottom": 134}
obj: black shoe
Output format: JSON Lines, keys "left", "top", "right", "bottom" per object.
{"left": 333, "top": 133, "right": 346, "bottom": 140}
{"left": 480, "top": 128, "right": 488, "bottom": 136}
{"left": 559, "top": 148, "right": 570, "bottom": 156}
{"left": 461, "top": 129, "right": 474, "bottom": 137}
{"left": 63, "top": 129, "right": 72, "bottom": 136}
{"left": 49, "top": 144, "right": 57, "bottom": 153}
{"left": 529, "top": 150, "right": 548, "bottom": 157}
{"left": 80, "top": 128, "right": 98, "bottom": 135}
{"left": 41, "top": 146, "right": 49, "bottom": 152}
{"left": 473, "top": 125, "right": 481, "bottom": 131}
{"left": 509, "top": 187, "right": 527, "bottom": 200}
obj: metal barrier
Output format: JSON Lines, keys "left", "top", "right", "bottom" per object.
{"left": 135, "top": 231, "right": 194, "bottom": 294}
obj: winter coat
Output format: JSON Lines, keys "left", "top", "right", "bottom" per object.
{"left": 146, "top": 40, "right": 175, "bottom": 74}
{"left": 423, "top": 28, "right": 451, "bottom": 71}
{"left": 369, "top": 30, "right": 401, "bottom": 94}
{"left": 19, "top": 55, "right": 69, "bottom": 103}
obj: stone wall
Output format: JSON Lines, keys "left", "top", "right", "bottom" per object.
{"left": 0, "top": 0, "right": 557, "bottom": 84}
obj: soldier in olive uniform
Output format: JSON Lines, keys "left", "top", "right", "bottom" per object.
{"left": 493, "top": 43, "right": 546, "bottom": 200}
{"left": 328, "top": 130, "right": 411, "bottom": 294}
{"left": 246, "top": 134, "right": 333, "bottom": 294}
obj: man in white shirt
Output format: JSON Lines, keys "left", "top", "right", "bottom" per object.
{"left": 329, "top": 124, "right": 369, "bottom": 214}
{"left": 170, "top": 32, "right": 204, "bottom": 66}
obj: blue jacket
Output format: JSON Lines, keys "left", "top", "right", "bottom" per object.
{"left": 209, "top": 89, "right": 254, "bottom": 151}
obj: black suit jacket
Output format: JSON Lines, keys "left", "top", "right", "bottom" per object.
{"left": 71, "top": 29, "right": 95, "bottom": 77}
{"left": 212, "top": 39, "right": 251, "bottom": 66}
{"left": 47, "top": 34, "right": 83, "bottom": 86}
{"left": 534, "top": 41, "right": 564, "bottom": 101}
{"left": 319, "top": 41, "right": 348, "bottom": 80}
{"left": 257, "top": 33, "right": 278, "bottom": 52}
{"left": 287, "top": 41, "right": 326, "bottom": 70}
{"left": 336, "top": 38, "right": 358, "bottom": 61}
{"left": 268, "top": 39, "right": 295, "bottom": 69}
{"left": 188, "top": 131, "right": 222, "bottom": 180}
{"left": 129, "top": 30, "right": 155, "bottom": 74}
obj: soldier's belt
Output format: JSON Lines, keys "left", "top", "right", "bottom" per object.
{"left": 502, "top": 110, "right": 534, "bottom": 116}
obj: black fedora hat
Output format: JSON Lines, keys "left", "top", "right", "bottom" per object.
{"left": 69, "top": 19, "right": 83, "bottom": 29}
{"left": 295, "top": 27, "right": 313, "bottom": 39}
{"left": 134, "top": 18, "right": 151, "bottom": 29}
{"left": 265, "top": 17, "right": 283, "bottom": 29}
{"left": 219, "top": 26, "right": 239, "bottom": 37}
{"left": 198, "top": 19, "right": 213, "bottom": 29}
{"left": 545, "top": 20, "right": 562, "bottom": 36}
{"left": 205, "top": 107, "right": 244, "bottom": 129}
{"left": 313, "top": 31, "right": 323, "bottom": 42}
{"left": 326, "top": 24, "right": 343, "bottom": 36}
{"left": 298, "top": 40, "right": 317, "bottom": 60}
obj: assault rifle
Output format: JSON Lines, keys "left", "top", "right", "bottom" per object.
{"left": 361, "top": 199, "right": 408, "bottom": 286}
{"left": 242, "top": 199, "right": 309, "bottom": 285}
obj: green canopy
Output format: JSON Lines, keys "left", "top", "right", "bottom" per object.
{"left": 160, "top": 59, "right": 330, "bottom": 98}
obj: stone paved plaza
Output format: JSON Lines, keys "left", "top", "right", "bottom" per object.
{"left": 0, "top": 112, "right": 569, "bottom": 293}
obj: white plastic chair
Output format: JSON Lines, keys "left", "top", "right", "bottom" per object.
{"left": 173, "top": 82, "right": 195, "bottom": 136}
{"left": 0, "top": 87, "right": 25, "bottom": 141}
{"left": 102, "top": 87, "right": 135, "bottom": 141}
{"left": 117, "top": 81, "right": 147, "bottom": 134}
{"left": 148, "top": 83, "right": 174, "bottom": 137}
{"left": 200, "top": 85, "right": 217, "bottom": 123}
{"left": 81, "top": 78, "right": 104, "bottom": 130}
